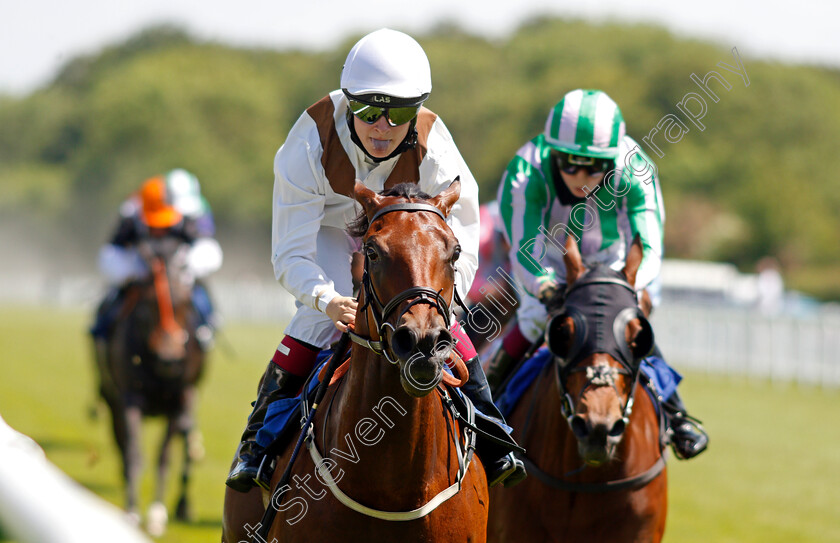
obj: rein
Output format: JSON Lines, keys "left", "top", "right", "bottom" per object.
{"left": 150, "top": 258, "right": 182, "bottom": 335}
{"left": 515, "top": 361, "right": 665, "bottom": 493}
{"left": 556, "top": 359, "right": 642, "bottom": 435}
{"left": 255, "top": 200, "right": 478, "bottom": 539}
{"left": 520, "top": 454, "right": 666, "bottom": 494}
{"left": 552, "top": 273, "right": 650, "bottom": 427}
{"left": 303, "top": 387, "right": 476, "bottom": 521}
{"left": 254, "top": 332, "right": 351, "bottom": 542}
{"left": 517, "top": 271, "right": 665, "bottom": 493}
{"left": 348, "top": 201, "right": 469, "bottom": 382}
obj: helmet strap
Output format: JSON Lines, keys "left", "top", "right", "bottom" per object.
{"left": 345, "top": 109, "right": 418, "bottom": 163}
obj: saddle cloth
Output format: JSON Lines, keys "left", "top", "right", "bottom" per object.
{"left": 494, "top": 347, "right": 682, "bottom": 419}
{"left": 256, "top": 351, "right": 506, "bottom": 449}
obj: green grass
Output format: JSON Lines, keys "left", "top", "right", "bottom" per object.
{"left": 0, "top": 305, "right": 280, "bottom": 543}
{"left": 1, "top": 305, "right": 839, "bottom": 542}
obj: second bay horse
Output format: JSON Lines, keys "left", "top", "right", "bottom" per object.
{"left": 488, "top": 236, "right": 668, "bottom": 543}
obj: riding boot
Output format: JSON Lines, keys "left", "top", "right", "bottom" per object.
{"left": 225, "top": 362, "right": 305, "bottom": 492}
{"left": 191, "top": 282, "right": 217, "bottom": 351}
{"left": 89, "top": 286, "right": 123, "bottom": 341}
{"left": 485, "top": 344, "right": 519, "bottom": 395}
{"left": 461, "top": 355, "right": 527, "bottom": 488}
{"left": 662, "top": 390, "right": 709, "bottom": 460}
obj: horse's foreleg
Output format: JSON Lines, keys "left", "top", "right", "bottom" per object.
{"left": 146, "top": 417, "right": 176, "bottom": 537}
{"left": 123, "top": 405, "right": 143, "bottom": 518}
{"left": 154, "top": 418, "right": 177, "bottom": 503}
{"left": 175, "top": 387, "right": 198, "bottom": 522}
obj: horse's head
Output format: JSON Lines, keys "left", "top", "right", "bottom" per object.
{"left": 544, "top": 236, "right": 654, "bottom": 466}
{"left": 352, "top": 180, "right": 462, "bottom": 398}
{"left": 131, "top": 236, "right": 195, "bottom": 378}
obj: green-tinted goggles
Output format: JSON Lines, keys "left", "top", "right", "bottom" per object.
{"left": 348, "top": 100, "right": 420, "bottom": 127}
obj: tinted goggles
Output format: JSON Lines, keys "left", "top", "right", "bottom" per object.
{"left": 348, "top": 100, "right": 420, "bottom": 127}
{"left": 557, "top": 153, "right": 613, "bottom": 176}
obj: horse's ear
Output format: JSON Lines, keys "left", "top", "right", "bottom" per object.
{"left": 623, "top": 235, "right": 643, "bottom": 289}
{"left": 354, "top": 181, "right": 383, "bottom": 219}
{"left": 563, "top": 235, "right": 584, "bottom": 286}
{"left": 429, "top": 177, "right": 461, "bottom": 217}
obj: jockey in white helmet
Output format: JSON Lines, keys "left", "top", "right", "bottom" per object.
{"left": 226, "top": 28, "right": 526, "bottom": 492}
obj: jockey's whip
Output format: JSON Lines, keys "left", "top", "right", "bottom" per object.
{"left": 254, "top": 330, "right": 351, "bottom": 542}
{"left": 213, "top": 328, "right": 239, "bottom": 362}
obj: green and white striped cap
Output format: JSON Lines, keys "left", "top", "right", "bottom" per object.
{"left": 544, "top": 89, "right": 625, "bottom": 160}
{"left": 165, "top": 168, "right": 206, "bottom": 217}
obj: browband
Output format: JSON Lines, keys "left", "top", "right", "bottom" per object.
{"left": 369, "top": 203, "right": 446, "bottom": 225}
{"left": 564, "top": 275, "right": 635, "bottom": 298}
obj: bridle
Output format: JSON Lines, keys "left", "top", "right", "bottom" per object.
{"left": 347, "top": 202, "right": 460, "bottom": 364}
{"left": 293, "top": 201, "right": 479, "bottom": 524}
{"left": 516, "top": 268, "right": 666, "bottom": 493}
{"left": 547, "top": 270, "right": 654, "bottom": 434}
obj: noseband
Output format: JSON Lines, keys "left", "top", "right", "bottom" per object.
{"left": 348, "top": 203, "right": 456, "bottom": 364}
{"left": 547, "top": 269, "right": 653, "bottom": 431}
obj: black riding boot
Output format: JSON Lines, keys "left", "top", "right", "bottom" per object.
{"left": 225, "top": 362, "right": 305, "bottom": 492}
{"left": 461, "top": 356, "right": 527, "bottom": 488}
{"left": 662, "top": 390, "right": 709, "bottom": 460}
{"left": 485, "top": 344, "right": 520, "bottom": 395}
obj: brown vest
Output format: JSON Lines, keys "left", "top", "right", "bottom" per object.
{"left": 305, "top": 95, "right": 438, "bottom": 197}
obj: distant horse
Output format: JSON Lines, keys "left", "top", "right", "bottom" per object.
{"left": 100, "top": 236, "right": 206, "bottom": 536}
{"left": 488, "top": 237, "right": 668, "bottom": 543}
{"left": 223, "top": 181, "right": 488, "bottom": 543}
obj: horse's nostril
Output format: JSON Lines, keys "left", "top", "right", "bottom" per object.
{"left": 433, "top": 329, "right": 454, "bottom": 356}
{"left": 570, "top": 415, "right": 589, "bottom": 439}
{"left": 609, "top": 418, "right": 627, "bottom": 437}
{"left": 391, "top": 327, "right": 417, "bottom": 358}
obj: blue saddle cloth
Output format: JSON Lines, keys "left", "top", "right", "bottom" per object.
{"left": 256, "top": 351, "right": 509, "bottom": 449}
{"left": 494, "top": 347, "right": 682, "bottom": 419}
{"left": 256, "top": 350, "right": 333, "bottom": 449}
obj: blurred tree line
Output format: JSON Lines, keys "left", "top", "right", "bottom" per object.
{"left": 1, "top": 19, "right": 838, "bottom": 298}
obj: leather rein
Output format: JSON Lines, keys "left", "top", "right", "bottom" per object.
{"left": 519, "top": 274, "right": 666, "bottom": 493}
{"left": 306, "top": 201, "right": 477, "bottom": 520}
{"left": 348, "top": 203, "right": 461, "bottom": 364}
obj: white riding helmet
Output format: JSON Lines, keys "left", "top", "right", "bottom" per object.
{"left": 341, "top": 28, "right": 431, "bottom": 107}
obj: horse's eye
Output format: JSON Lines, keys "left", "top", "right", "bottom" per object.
{"left": 451, "top": 245, "right": 461, "bottom": 263}
{"left": 365, "top": 245, "right": 379, "bottom": 262}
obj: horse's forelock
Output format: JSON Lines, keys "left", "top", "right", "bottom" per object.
{"left": 347, "top": 183, "right": 432, "bottom": 238}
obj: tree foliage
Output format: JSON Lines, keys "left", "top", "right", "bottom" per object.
{"left": 1, "top": 19, "right": 839, "bottom": 297}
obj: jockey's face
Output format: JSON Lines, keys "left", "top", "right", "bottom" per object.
{"left": 559, "top": 168, "right": 607, "bottom": 199}
{"left": 148, "top": 227, "right": 170, "bottom": 237}
{"left": 353, "top": 115, "right": 410, "bottom": 159}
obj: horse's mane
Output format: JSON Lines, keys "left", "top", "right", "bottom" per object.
{"left": 347, "top": 183, "right": 432, "bottom": 238}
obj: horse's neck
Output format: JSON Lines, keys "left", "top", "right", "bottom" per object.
{"left": 622, "top": 384, "right": 662, "bottom": 462}
{"left": 524, "top": 365, "right": 575, "bottom": 472}
{"left": 323, "top": 347, "right": 446, "bottom": 489}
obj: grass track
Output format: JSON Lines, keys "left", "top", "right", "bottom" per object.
{"left": 0, "top": 305, "right": 838, "bottom": 542}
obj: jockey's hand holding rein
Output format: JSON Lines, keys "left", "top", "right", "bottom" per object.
{"left": 326, "top": 295, "right": 358, "bottom": 332}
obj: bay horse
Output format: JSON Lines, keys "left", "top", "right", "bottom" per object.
{"left": 100, "top": 235, "right": 206, "bottom": 536}
{"left": 223, "top": 180, "right": 489, "bottom": 542}
{"left": 488, "top": 236, "right": 667, "bottom": 543}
